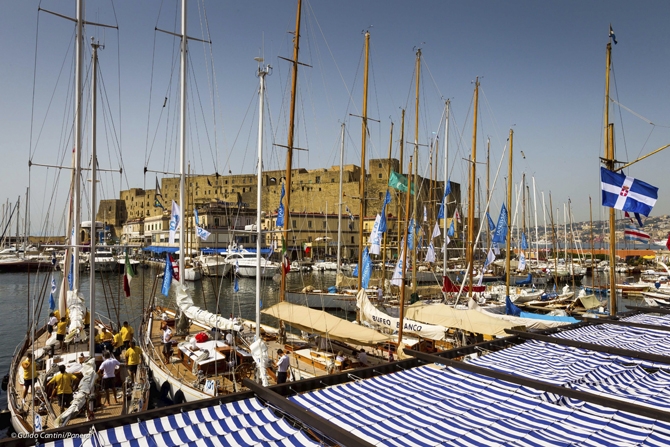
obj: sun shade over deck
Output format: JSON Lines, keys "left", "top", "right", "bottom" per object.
{"left": 261, "top": 302, "right": 392, "bottom": 346}
{"left": 405, "top": 302, "right": 520, "bottom": 337}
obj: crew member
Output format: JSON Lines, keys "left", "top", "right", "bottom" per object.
{"left": 125, "top": 341, "right": 142, "bottom": 383}
{"left": 161, "top": 321, "right": 173, "bottom": 363}
{"left": 48, "top": 364, "right": 77, "bottom": 412}
{"left": 21, "top": 354, "right": 36, "bottom": 403}
{"left": 56, "top": 317, "right": 67, "bottom": 352}
{"left": 97, "top": 352, "right": 121, "bottom": 405}
{"left": 120, "top": 321, "right": 134, "bottom": 349}
{"left": 275, "top": 349, "right": 289, "bottom": 384}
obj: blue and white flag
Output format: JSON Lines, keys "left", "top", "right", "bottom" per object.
{"left": 609, "top": 24, "right": 617, "bottom": 45}
{"left": 407, "top": 219, "right": 415, "bottom": 250}
{"left": 194, "top": 208, "right": 200, "bottom": 226}
{"left": 195, "top": 225, "right": 211, "bottom": 241}
{"left": 448, "top": 220, "right": 455, "bottom": 238}
{"left": 370, "top": 214, "right": 382, "bottom": 255}
{"left": 492, "top": 242, "right": 500, "bottom": 256}
{"left": 601, "top": 167, "right": 658, "bottom": 217}
{"left": 521, "top": 232, "right": 529, "bottom": 250}
{"left": 423, "top": 205, "right": 427, "bottom": 223}
{"left": 431, "top": 222, "right": 441, "bottom": 239}
{"left": 352, "top": 264, "right": 358, "bottom": 278}
{"left": 425, "top": 242, "right": 436, "bottom": 263}
{"left": 169, "top": 200, "right": 181, "bottom": 244}
{"left": 49, "top": 275, "right": 56, "bottom": 311}
{"left": 361, "top": 247, "right": 373, "bottom": 289}
{"left": 234, "top": 276, "right": 239, "bottom": 292}
{"left": 379, "top": 190, "right": 391, "bottom": 234}
{"left": 486, "top": 212, "right": 495, "bottom": 231}
{"left": 276, "top": 183, "right": 286, "bottom": 228}
{"left": 484, "top": 248, "right": 495, "bottom": 268}
{"left": 492, "top": 204, "right": 508, "bottom": 244}
{"left": 161, "top": 253, "right": 174, "bottom": 296}
{"left": 437, "top": 180, "right": 451, "bottom": 219}
{"left": 391, "top": 246, "right": 405, "bottom": 287}
{"left": 518, "top": 252, "right": 526, "bottom": 271}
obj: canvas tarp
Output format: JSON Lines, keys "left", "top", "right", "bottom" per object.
{"left": 261, "top": 302, "right": 392, "bottom": 346}
{"left": 469, "top": 300, "right": 576, "bottom": 330}
{"left": 405, "top": 302, "right": 521, "bottom": 337}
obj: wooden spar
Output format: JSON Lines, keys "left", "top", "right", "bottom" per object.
{"left": 505, "top": 130, "right": 513, "bottom": 300}
{"left": 397, "top": 109, "right": 405, "bottom": 261}
{"left": 549, "top": 193, "right": 558, "bottom": 285}
{"left": 356, "top": 31, "right": 370, "bottom": 295}
{"left": 381, "top": 121, "right": 393, "bottom": 293}
{"left": 411, "top": 49, "right": 420, "bottom": 294}
{"left": 466, "top": 78, "right": 479, "bottom": 297}
{"left": 336, "top": 123, "right": 344, "bottom": 277}
{"left": 589, "top": 196, "right": 595, "bottom": 274}
{"left": 398, "top": 157, "right": 413, "bottom": 343}
{"left": 442, "top": 101, "right": 450, "bottom": 278}
{"left": 486, "top": 138, "right": 490, "bottom": 251}
{"left": 279, "top": 0, "right": 302, "bottom": 342}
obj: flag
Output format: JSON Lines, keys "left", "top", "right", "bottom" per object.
{"left": 207, "top": 178, "right": 212, "bottom": 186}
{"left": 600, "top": 167, "right": 658, "bottom": 217}
{"left": 625, "top": 211, "right": 644, "bottom": 227}
{"left": 431, "top": 222, "right": 441, "bottom": 239}
{"left": 448, "top": 220, "right": 455, "bottom": 237}
{"left": 361, "top": 247, "right": 373, "bottom": 288}
{"left": 123, "top": 251, "right": 136, "bottom": 298}
{"left": 370, "top": 214, "right": 382, "bottom": 255}
{"left": 624, "top": 225, "right": 651, "bottom": 243}
{"left": 484, "top": 248, "right": 495, "bottom": 268}
{"left": 49, "top": 275, "right": 56, "bottom": 311}
{"left": 609, "top": 24, "right": 617, "bottom": 45}
{"left": 388, "top": 170, "right": 414, "bottom": 194}
{"left": 521, "top": 232, "right": 529, "bottom": 250}
{"left": 437, "top": 180, "right": 451, "bottom": 219}
{"left": 391, "top": 246, "right": 405, "bottom": 286}
{"left": 444, "top": 234, "right": 450, "bottom": 247}
{"left": 454, "top": 208, "right": 461, "bottom": 223}
{"left": 423, "top": 205, "right": 427, "bottom": 223}
{"left": 282, "top": 255, "right": 291, "bottom": 275}
{"left": 666, "top": 233, "right": 670, "bottom": 251}
{"left": 407, "top": 219, "right": 415, "bottom": 250}
{"left": 194, "top": 208, "right": 199, "bottom": 226}
{"left": 169, "top": 201, "right": 181, "bottom": 244}
{"left": 518, "top": 252, "right": 526, "bottom": 271}
{"left": 155, "top": 177, "right": 162, "bottom": 198}
{"left": 379, "top": 190, "right": 391, "bottom": 233}
{"left": 346, "top": 206, "right": 354, "bottom": 221}
{"left": 233, "top": 260, "right": 240, "bottom": 292}
{"left": 154, "top": 199, "right": 164, "bottom": 210}
{"left": 493, "top": 242, "right": 500, "bottom": 255}
{"left": 169, "top": 253, "right": 179, "bottom": 281}
{"left": 492, "top": 204, "right": 508, "bottom": 244}
{"left": 276, "top": 183, "right": 286, "bottom": 228}
{"left": 425, "top": 242, "right": 435, "bottom": 263}
{"left": 196, "top": 226, "right": 211, "bottom": 241}
{"left": 161, "top": 253, "right": 174, "bottom": 296}
{"left": 486, "top": 212, "right": 495, "bottom": 231}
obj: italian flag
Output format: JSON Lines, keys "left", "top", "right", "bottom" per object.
{"left": 123, "top": 252, "right": 136, "bottom": 298}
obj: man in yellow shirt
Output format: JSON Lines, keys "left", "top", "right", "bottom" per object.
{"left": 120, "top": 321, "right": 134, "bottom": 349}
{"left": 56, "top": 317, "right": 67, "bottom": 352}
{"left": 21, "top": 353, "right": 36, "bottom": 402}
{"left": 112, "top": 331, "right": 124, "bottom": 357}
{"left": 47, "top": 364, "right": 77, "bottom": 412}
{"left": 125, "top": 341, "right": 142, "bottom": 383}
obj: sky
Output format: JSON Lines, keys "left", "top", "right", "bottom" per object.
{"left": 1, "top": 0, "right": 670, "bottom": 236}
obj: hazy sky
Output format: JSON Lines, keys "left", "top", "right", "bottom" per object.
{"left": 2, "top": 0, "right": 670, "bottom": 236}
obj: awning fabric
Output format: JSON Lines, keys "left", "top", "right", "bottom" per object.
{"left": 143, "top": 246, "right": 178, "bottom": 254}
{"left": 261, "top": 302, "right": 392, "bottom": 346}
{"left": 405, "top": 302, "right": 520, "bottom": 337}
{"left": 44, "top": 397, "right": 321, "bottom": 447}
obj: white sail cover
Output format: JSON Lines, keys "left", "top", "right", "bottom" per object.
{"left": 54, "top": 358, "right": 96, "bottom": 427}
{"left": 249, "top": 339, "right": 269, "bottom": 387}
{"left": 175, "top": 284, "right": 236, "bottom": 331}
{"left": 468, "top": 299, "right": 573, "bottom": 330}
{"left": 65, "top": 290, "right": 87, "bottom": 344}
{"left": 356, "top": 289, "right": 448, "bottom": 341}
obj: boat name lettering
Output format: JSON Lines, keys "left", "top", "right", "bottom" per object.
{"left": 371, "top": 315, "right": 391, "bottom": 326}
{"left": 396, "top": 322, "right": 423, "bottom": 332}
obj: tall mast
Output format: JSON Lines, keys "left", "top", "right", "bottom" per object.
{"left": 89, "top": 40, "right": 101, "bottom": 357}
{"left": 381, "top": 121, "right": 393, "bottom": 292}
{"left": 398, "top": 157, "right": 412, "bottom": 343}
{"left": 486, "top": 137, "right": 490, "bottom": 251}
{"left": 255, "top": 60, "right": 270, "bottom": 342}
{"left": 178, "top": 0, "right": 187, "bottom": 287}
{"left": 466, "top": 78, "right": 479, "bottom": 296}
{"left": 71, "top": 0, "right": 84, "bottom": 291}
{"left": 549, "top": 193, "right": 558, "bottom": 285}
{"left": 505, "top": 130, "right": 513, "bottom": 299}
{"left": 532, "top": 176, "right": 539, "bottom": 262}
{"left": 280, "top": 0, "right": 302, "bottom": 303}
{"left": 442, "top": 101, "right": 450, "bottom": 277}
{"left": 336, "top": 123, "right": 344, "bottom": 277}
{"left": 411, "top": 49, "right": 420, "bottom": 294}
{"left": 604, "top": 37, "right": 617, "bottom": 314}
{"left": 589, "top": 196, "right": 595, "bottom": 271}
{"left": 542, "top": 192, "right": 547, "bottom": 259}
{"left": 397, "top": 109, "right": 405, "bottom": 261}
{"left": 356, "top": 31, "right": 370, "bottom": 292}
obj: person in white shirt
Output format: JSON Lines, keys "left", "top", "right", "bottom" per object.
{"left": 275, "top": 349, "right": 290, "bottom": 384}
{"left": 97, "top": 352, "right": 121, "bottom": 405}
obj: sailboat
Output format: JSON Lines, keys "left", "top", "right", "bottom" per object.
{"left": 8, "top": 9, "right": 148, "bottom": 433}
{"left": 140, "top": 4, "right": 268, "bottom": 400}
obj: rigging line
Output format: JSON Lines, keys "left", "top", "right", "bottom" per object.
{"left": 479, "top": 86, "right": 506, "bottom": 165}
{"left": 421, "top": 54, "right": 444, "bottom": 102}
{"left": 29, "top": 7, "right": 42, "bottom": 162}
{"left": 110, "top": 2, "right": 123, "bottom": 192}
{"left": 610, "top": 59, "right": 630, "bottom": 167}
{"left": 610, "top": 98, "right": 670, "bottom": 128}
{"left": 223, "top": 85, "right": 258, "bottom": 176}
{"left": 144, "top": 17, "right": 160, "bottom": 167}
{"left": 201, "top": 2, "right": 222, "bottom": 174}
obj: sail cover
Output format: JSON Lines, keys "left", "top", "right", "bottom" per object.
{"left": 405, "top": 302, "right": 520, "bottom": 337}
{"left": 261, "top": 302, "right": 391, "bottom": 346}
{"left": 175, "top": 284, "right": 236, "bottom": 331}
{"left": 356, "top": 289, "right": 448, "bottom": 340}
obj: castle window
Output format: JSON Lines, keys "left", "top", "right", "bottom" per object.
{"left": 378, "top": 173, "right": 382, "bottom": 179}
{"left": 378, "top": 163, "right": 382, "bottom": 168}
{"left": 308, "top": 221, "right": 312, "bottom": 229}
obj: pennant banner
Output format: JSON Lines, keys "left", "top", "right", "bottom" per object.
{"left": 492, "top": 204, "right": 508, "bottom": 244}
{"left": 379, "top": 190, "right": 391, "bottom": 234}
{"left": 370, "top": 214, "right": 382, "bottom": 255}
{"left": 437, "top": 180, "right": 451, "bottom": 219}
{"left": 276, "top": 183, "right": 286, "bottom": 228}
{"left": 388, "top": 170, "right": 414, "bottom": 194}
{"left": 169, "top": 200, "right": 181, "bottom": 244}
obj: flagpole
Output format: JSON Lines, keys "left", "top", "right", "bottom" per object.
{"left": 505, "top": 130, "right": 513, "bottom": 300}
{"left": 604, "top": 37, "right": 617, "bottom": 315}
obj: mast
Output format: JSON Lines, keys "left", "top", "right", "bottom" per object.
{"left": 486, "top": 138, "right": 490, "bottom": 251}
{"left": 549, "top": 193, "right": 558, "bottom": 285}
{"left": 532, "top": 176, "right": 539, "bottom": 262}
{"left": 356, "top": 31, "right": 370, "bottom": 293}
{"left": 89, "top": 39, "right": 101, "bottom": 357}
{"left": 589, "top": 196, "right": 595, "bottom": 272}
{"left": 505, "top": 130, "right": 513, "bottom": 299}
{"left": 178, "top": 0, "right": 187, "bottom": 287}
{"left": 72, "top": 0, "right": 84, "bottom": 291}
{"left": 398, "top": 157, "right": 412, "bottom": 343}
{"left": 255, "top": 59, "right": 270, "bottom": 342}
{"left": 466, "top": 78, "right": 479, "bottom": 296}
{"left": 280, "top": 0, "right": 302, "bottom": 304}
{"left": 604, "top": 36, "right": 617, "bottom": 314}
{"left": 411, "top": 49, "right": 420, "bottom": 294}
{"left": 336, "top": 123, "right": 344, "bottom": 277}
{"left": 541, "top": 192, "right": 547, "bottom": 260}
{"left": 397, "top": 109, "right": 405, "bottom": 261}
{"left": 381, "top": 121, "right": 393, "bottom": 291}
{"left": 442, "top": 101, "right": 450, "bottom": 277}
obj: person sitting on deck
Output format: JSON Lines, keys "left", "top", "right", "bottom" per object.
{"left": 21, "top": 353, "right": 36, "bottom": 404}
{"left": 125, "top": 341, "right": 142, "bottom": 383}
{"left": 56, "top": 317, "right": 67, "bottom": 352}
{"left": 97, "top": 352, "right": 121, "bottom": 406}
{"left": 336, "top": 351, "right": 349, "bottom": 371}
{"left": 120, "top": 321, "right": 134, "bottom": 349}
{"left": 48, "top": 364, "right": 77, "bottom": 413}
